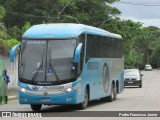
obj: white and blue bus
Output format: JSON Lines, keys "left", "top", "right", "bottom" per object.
{"left": 10, "top": 23, "right": 124, "bottom": 111}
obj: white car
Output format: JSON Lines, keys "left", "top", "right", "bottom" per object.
{"left": 144, "top": 64, "right": 152, "bottom": 71}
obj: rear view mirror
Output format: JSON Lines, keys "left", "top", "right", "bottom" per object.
{"left": 74, "top": 43, "right": 82, "bottom": 63}
{"left": 10, "top": 44, "right": 20, "bottom": 62}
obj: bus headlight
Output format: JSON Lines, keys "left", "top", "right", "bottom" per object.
{"left": 66, "top": 88, "right": 72, "bottom": 92}
{"left": 19, "top": 87, "right": 27, "bottom": 93}
{"left": 65, "top": 83, "right": 79, "bottom": 92}
{"left": 66, "top": 87, "right": 75, "bottom": 92}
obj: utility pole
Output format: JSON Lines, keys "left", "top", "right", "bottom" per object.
{"left": 99, "top": 18, "right": 112, "bottom": 28}
{"left": 66, "top": 15, "right": 80, "bottom": 23}
{"left": 56, "top": 0, "right": 60, "bottom": 23}
{"left": 56, "top": 0, "right": 73, "bottom": 23}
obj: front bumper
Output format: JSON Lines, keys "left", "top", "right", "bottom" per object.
{"left": 19, "top": 89, "right": 78, "bottom": 105}
{"left": 124, "top": 80, "right": 142, "bottom": 86}
{"left": 145, "top": 69, "right": 152, "bottom": 71}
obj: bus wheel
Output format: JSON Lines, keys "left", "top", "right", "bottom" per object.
{"left": 107, "top": 84, "right": 116, "bottom": 102}
{"left": 79, "top": 89, "right": 89, "bottom": 109}
{"left": 113, "top": 85, "right": 117, "bottom": 100}
{"left": 30, "top": 104, "right": 42, "bottom": 111}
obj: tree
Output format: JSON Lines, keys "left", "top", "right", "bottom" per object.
{"left": 102, "top": 18, "right": 143, "bottom": 68}
{"left": 0, "top": 0, "right": 121, "bottom": 27}
{"left": 1, "top": 0, "right": 160, "bottom": 69}
{"left": 0, "top": 5, "right": 19, "bottom": 55}
{"left": 8, "top": 22, "right": 31, "bottom": 40}
{"left": 151, "top": 38, "right": 160, "bottom": 70}
{"left": 0, "top": 6, "right": 10, "bottom": 40}
{"left": 0, "top": 38, "right": 19, "bottom": 55}
{"left": 135, "top": 27, "right": 160, "bottom": 65}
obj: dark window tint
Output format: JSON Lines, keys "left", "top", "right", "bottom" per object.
{"left": 86, "top": 34, "right": 123, "bottom": 58}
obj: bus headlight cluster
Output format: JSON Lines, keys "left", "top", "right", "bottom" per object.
{"left": 65, "top": 84, "right": 79, "bottom": 93}
{"left": 19, "top": 87, "right": 27, "bottom": 93}
{"left": 66, "top": 87, "right": 75, "bottom": 92}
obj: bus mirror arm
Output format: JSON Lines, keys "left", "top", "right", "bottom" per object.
{"left": 74, "top": 43, "right": 82, "bottom": 63}
{"left": 10, "top": 44, "right": 20, "bottom": 62}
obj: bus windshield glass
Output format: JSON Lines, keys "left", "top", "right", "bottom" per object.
{"left": 47, "top": 39, "right": 77, "bottom": 82}
{"left": 19, "top": 40, "right": 47, "bottom": 82}
{"left": 19, "top": 39, "right": 77, "bottom": 84}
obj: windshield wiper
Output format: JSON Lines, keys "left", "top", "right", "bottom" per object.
{"left": 32, "top": 57, "right": 44, "bottom": 82}
{"left": 31, "top": 64, "right": 43, "bottom": 82}
{"left": 49, "top": 56, "right": 60, "bottom": 81}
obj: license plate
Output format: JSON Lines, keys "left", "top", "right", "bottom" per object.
{"left": 41, "top": 98, "right": 51, "bottom": 102}
{"left": 128, "top": 81, "right": 133, "bottom": 84}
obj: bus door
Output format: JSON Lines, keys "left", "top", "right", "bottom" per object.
{"left": 86, "top": 60, "right": 99, "bottom": 99}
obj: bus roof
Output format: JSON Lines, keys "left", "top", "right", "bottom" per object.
{"left": 22, "top": 23, "right": 122, "bottom": 39}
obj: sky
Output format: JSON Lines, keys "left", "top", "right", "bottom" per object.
{"left": 111, "top": 0, "right": 160, "bottom": 28}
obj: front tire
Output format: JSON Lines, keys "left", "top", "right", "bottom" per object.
{"left": 139, "top": 81, "right": 142, "bottom": 88}
{"left": 78, "top": 89, "right": 89, "bottom": 109}
{"left": 31, "top": 104, "right": 42, "bottom": 111}
{"left": 139, "top": 85, "right": 142, "bottom": 88}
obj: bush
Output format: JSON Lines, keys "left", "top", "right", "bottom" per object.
{"left": 0, "top": 39, "right": 20, "bottom": 55}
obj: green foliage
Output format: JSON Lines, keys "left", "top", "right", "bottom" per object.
{"left": 9, "top": 22, "right": 31, "bottom": 40}
{"left": 61, "top": 0, "right": 121, "bottom": 26}
{"left": 0, "top": 39, "right": 20, "bottom": 55}
{"left": 151, "top": 38, "right": 160, "bottom": 68}
{"left": 0, "top": 0, "right": 160, "bottom": 69}
{"left": 0, "top": 6, "right": 11, "bottom": 40}
{"left": 0, "top": 31, "right": 10, "bottom": 40}
{"left": 135, "top": 27, "right": 160, "bottom": 64}
{"left": 102, "top": 18, "right": 144, "bottom": 68}
{"left": 104, "top": 0, "right": 120, "bottom": 3}
{"left": 0, "top": 6, "right": 5, "bottom": 20}
{"left": 0, "top": 0, "right": 121, "bottom": 27}
{"left": 0, "top": 5, "right": 20, "bottom": 55}
{"left": 22, "top": 22, "right": 31, "bottom": 35}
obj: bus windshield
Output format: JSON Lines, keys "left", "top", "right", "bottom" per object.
{"left": 47, "top": 40, "right": 77, "bottom": 82}
{"left": 19, "top": 39, "right": 77, "bottom": 85}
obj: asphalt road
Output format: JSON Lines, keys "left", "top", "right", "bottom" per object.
{"left": 1, "top": 70, "right": 160, "bottom": 119}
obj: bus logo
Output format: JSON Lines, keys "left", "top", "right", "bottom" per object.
{"left": 43, "top": 91, "right": 48, "bottom": 96}
{"left": 32, "top": 86, "right": 39, "bottom": 91}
